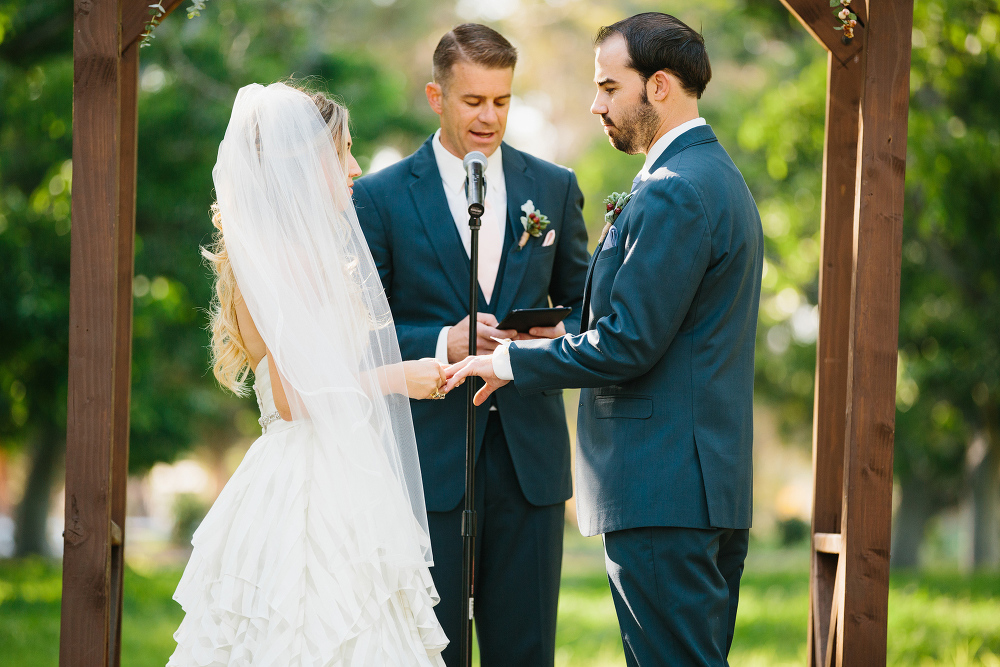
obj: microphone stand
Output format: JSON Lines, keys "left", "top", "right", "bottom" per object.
{"left": 460, "top": 206, "right": 481, "bottom": 667}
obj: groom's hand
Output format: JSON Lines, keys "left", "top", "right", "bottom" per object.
{"left": 445, "top": 355, "right": 509, "bottom": 405}
{"left": 447, "top": 313, "right": 517, "bottom": 363}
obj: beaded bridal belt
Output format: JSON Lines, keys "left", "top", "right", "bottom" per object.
{"left": 259, "top": 411, "right": 282, "bottom": 433}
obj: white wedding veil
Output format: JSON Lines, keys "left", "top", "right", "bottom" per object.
{"left": 213, "top": 82, "right": 432, "bottom": 566}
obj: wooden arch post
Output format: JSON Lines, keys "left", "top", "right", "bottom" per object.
{"left": 61, "top": 2, "right": 185, "bottom": 665}
{"left": 779, "top": 0, "right": 914, "bottom": 664}
{"left": 61, "top": 0, "right": 913, "bottom": 664}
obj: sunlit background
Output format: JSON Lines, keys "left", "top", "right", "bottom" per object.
{"left": 1, "top": 0, "right": 998, "bottom": 664}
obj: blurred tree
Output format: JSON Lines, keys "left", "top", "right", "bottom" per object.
{"left": 892, "top": 0, "right": 1000, "bottom": 569}
{"left": 0, "top": 0, "right": 76, "bottom": 556}
{"left": 0, "top": 0, "right": 434, "bottom": 555}
{"left": 621, "top": 0, "right": 1000, "bottom": 569}
{"left": 1, "top": 0, "right": 995, "bottom": 567}
{"left": 570, "top": 0, "right": 999, "bottom": 569}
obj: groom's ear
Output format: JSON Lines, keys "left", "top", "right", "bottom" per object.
{"left": 425, "top": 82, "right": 444, "bottom": 115}
{"left": 648, "top": 71, "right": 672, "bottom": 103}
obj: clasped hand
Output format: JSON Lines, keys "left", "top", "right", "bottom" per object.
{"left": 443, "top": 313, "right": 566, "bottom": 404}
{"left": 444, "top": 354, "right": 508, "bottom": 406}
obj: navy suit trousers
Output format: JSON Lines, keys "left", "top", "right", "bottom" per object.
{"left": 427, "top": 412, "right": 564, "bottom": 667}
{"left": 604, "top": 526, "right": 749, "bottom": 666}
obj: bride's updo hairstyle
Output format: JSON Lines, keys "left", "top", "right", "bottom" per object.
{"left": 203, "top": 83, "right": 350, "bottom": 395}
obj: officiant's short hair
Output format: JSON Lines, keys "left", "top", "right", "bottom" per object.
{"left": 433, "top": 24, "right": 518, "bottom": 88}
{"left": 596, "top": 13, "right": 711, "bottom": 99}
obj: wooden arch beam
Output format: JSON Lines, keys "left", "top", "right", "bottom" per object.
{"left": 62, "top": 1, "right": 910, "bottom": 666}
{"left": 63, "top": 0, "right": 127, "bottom": 663}
{"left": 791, "top": 0, "right": 913, "bottom": 664}
{"left": 780, "top": 0, "right": 868, "bottom": 63}
{"left": 121, "top": 0, "right": 187, "bottom": 53}
{"left": 62, "top": 1, "right": 186, "bottom": 664}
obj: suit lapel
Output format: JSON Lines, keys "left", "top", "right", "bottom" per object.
{"left": 578, "top": 125, "right": 719, "bottom": 333}
{"left": 408, "top": 139, "right": 470, "bottom": 305}
{"left": 578, "top": 242, "right": 602, "bottom": 334}
{"left": 491, "top": 145, "right": 533, "bottom": 319}
{"left": 647, "top": 124, "right": 718, "bottom": 175}
{"left": 579, "top": 207, "right": 633, "bottom": 334}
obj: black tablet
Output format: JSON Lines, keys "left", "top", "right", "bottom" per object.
{"left": 496, "top": 307, "right": 572, "bottom": 334}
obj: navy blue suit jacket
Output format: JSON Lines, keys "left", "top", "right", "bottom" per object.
{"left": 354, "top": 136, "right": 591, "bottom": 511}
{"left": 509, "top": 125, "right": 763, "bottom": 535}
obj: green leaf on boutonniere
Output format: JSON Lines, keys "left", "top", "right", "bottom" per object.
{"left": 603, "top": 191, "right": 633, "bottom": 225}
{"left": 518, "top": 199, "right": 551, "bottom": 249}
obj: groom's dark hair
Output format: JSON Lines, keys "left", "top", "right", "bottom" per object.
{"left": 596, "top": 13, "right": 711, "bottom": 99}
{"left": 433, "top": 24, "right": 518, "bottom": 89}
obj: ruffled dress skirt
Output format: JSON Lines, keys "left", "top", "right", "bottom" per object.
{"left": 166, "top": 418, "right": 448, "bottom": 666}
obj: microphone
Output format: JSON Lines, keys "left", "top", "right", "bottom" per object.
{"left": 463, "top": 151, "right": 487, "bottom": 218}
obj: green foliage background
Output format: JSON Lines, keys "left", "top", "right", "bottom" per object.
{"left": 0, "top": 0, "right": 997, "bottom": 568}
{"left": 0, "top": 0, "right": 998, "bottom": 662}
{"left": 4, "top": 537, "right": 1000, "bottom": 665}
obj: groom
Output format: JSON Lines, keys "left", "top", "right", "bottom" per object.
{"left": 447, "top": 13, "right": 764, "bottom": 666}
{"left": 353, "top": 24, "right": 591, "bottom": 666}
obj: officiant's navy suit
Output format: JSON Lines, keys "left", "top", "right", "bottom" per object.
{"left": 509, "top": 125, "right": 763, "bottom": 665}
{"left": 354, "top": 135, "right": 590, "bottom": 665}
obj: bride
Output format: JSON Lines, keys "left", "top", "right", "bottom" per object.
{"left": 167, "top": 82, "right": 449, "bottom": 666}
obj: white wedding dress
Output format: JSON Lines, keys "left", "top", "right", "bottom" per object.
{"left": 167, "top": 82, "right": 448, "bottom": 666}
{"left": 167, "top": 357, "right": 448, "bottom": 666}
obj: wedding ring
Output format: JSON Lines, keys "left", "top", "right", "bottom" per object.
{"left": 430, "top": 388, "right": 446, "bottom": 400}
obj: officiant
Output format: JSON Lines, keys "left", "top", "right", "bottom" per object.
{"left": 353, "top": 23, "right": 591, "bottom": 667}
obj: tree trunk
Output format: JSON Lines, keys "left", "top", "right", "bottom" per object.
{"left": 969, "top": 429, "right": 1000, "bottom": 569}
{"left": 891, "top": 476, "right": 939, "bottom": 569}
{"left": 14, "top": 427, "right": 63, "bottom": 557}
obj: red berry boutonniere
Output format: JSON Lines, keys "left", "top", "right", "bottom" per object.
{"left": 603, "top": 191, "right": 633, "bottom": 225}
{"left": 518, "top": 200, "right": 551, "bottom": 250}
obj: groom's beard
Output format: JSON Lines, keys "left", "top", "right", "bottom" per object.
{"left": 604, "top": 90, "right": 659, "bottom": 155}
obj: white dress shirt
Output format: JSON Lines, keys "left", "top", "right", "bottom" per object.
{"left": 491, "top": 118, "right": 707, "bottom": 381}
{"left": 432, "top": 130, "right": 508, "bottom": 363}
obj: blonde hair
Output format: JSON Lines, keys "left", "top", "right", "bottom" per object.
{"left": 204, "top": 85, "right": 351, "bottom": 395}
{"left": 202, "top": 203, "right": 252, "bottom": 395}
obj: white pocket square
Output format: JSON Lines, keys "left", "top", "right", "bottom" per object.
{"left": 542, "top": 229, "right": 556, "bottom": 247}
{"left": 601, "top": 226, "right": 619, "bottom": 251}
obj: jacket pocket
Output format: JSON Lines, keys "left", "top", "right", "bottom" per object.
{"left": 594, "top": 395, "right": 653, "bottom": 419}
{"left": 596, "top": 245, "right": 620, "bottom": 262}
{"left": 541, "top": 388, "right": 564, "bottom": 396}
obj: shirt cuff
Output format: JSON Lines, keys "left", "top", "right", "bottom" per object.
{"left": 435, "top": 326, "right": 451, "bottom": 364}
{"left": 492, "top": 340, "right": 514, "bottom": 381}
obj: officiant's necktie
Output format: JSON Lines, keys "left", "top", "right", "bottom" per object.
{"left": 477, "top": 187, "right": 503, "bottom": 304}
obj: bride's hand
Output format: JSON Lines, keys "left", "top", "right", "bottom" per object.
{"left": 403, "top": 358, "right": 448, "bottom": 400}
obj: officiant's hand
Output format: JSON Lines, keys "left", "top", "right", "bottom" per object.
{"left": 447, "top": 313, "right": 517, "bottom": 363}
{"left": 516, "top": 319, "right": 567, "bottom": 341}
{"left": 445, "top": 355, "right": 510, "bottom": 406}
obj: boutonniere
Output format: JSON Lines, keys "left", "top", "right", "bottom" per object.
{"left": 603, "top": 191, "right": 633, "bottom": 225}
{"left": 518, "top": 200, "right": 551, "bottom": 250}
{"left": 596, "top": 191, "right": 634, "bottom": 248}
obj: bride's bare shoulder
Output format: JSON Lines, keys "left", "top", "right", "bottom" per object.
{"left": 233, "top": 283, "right": 267, "bottom": 368}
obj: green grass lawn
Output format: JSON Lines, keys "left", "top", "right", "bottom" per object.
{"left": 3, "top": 533, "right": 1000, "bottom": 666}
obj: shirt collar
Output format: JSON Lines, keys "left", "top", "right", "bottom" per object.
{"left": 432, "top": 129, "right": 504, "bottom": 194}
{"left": 639, "top": 117, "right": 706, "bottom": 180}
